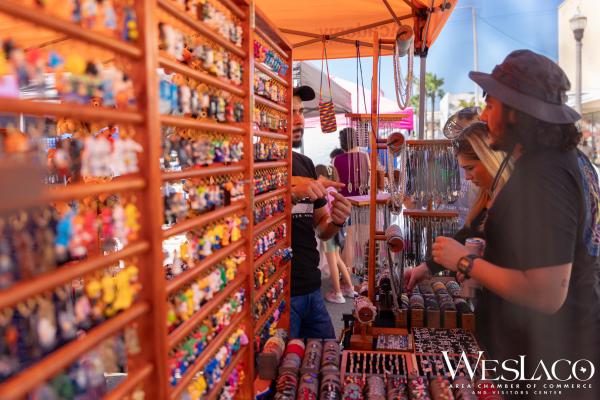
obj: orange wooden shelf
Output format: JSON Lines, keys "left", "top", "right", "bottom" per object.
{"left": 162, "top": 201, "right": 246, "bottom": 238}
{"left": 0, "top": 98, "right": 144, "bottom": 124}
{"left": 254, "top": 262, "right": 288, "bottom": 300}
{"left": 102, "top": 363, "right": 154, "bottom": 400}
{"left": 166, "top": 239, "right": 246, "bottom": 294}
{"left": 403, "top": 209, "right": 459, "bottom": 218}
{"left": 221, "top": 0, "right": 246, "bottom": 19}
{"left": 169, "top": 312, "right": 246, "bottom": 399}
{"left": 255, "top": 95, "right": 289, "bottom": 114}
{"left": 0, "top": 241, "right": 150, "bottom": 310}
{"left": 0, "top": 302, "right": 150, "bottom": 400}
{"left": 205, "top": 346, "right": 247, "bottom": 400}
{"left": 0, "top": 1, "right": 142, "bottom": 59}
{"left": 159, "top": 57, "right": 246, "bottom": 97}
{"left": 253, "top": 213, "right": 286, "bottom": 236}
{"left": 160, "top": 115, "right": 246, "bottom": 135}
{"left": 253, "top": 160, "right": 287, "bottom": 169}
{"left": 161, "top": 164, "right": 246, "bottom": 181}
{"left": 168, "top": 273, "right": 247, "bottom": 349}
{"left": 157, "top": 0, "right": 246, "bottom": 59}
{"left": 253, "top": 130, "right": 289, "bottom": 140}
{"left": 253, "top": 239, "right": 288, "bottom": 267}
{"left": 255, "top": 26, "right": 290, "bottom": 61}
{"left": 254, "top": 187, "right": 288, "bottom": 204}
{"left": 255, "top": 62, "right": 289, "bottom": 87}
{"left": 255, "top": 293, "right": 284, "bottom": 330}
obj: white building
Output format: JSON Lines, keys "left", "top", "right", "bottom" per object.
{"left": 439, "top": 92, "right": 477, "bottom": 129}
{"left": 558, "top": 0, "right": 600, "bottom": 161}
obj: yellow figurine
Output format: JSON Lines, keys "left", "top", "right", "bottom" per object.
{"left": 125, "top": 202, "right": 141, "bottom": 241}
{"left": 101, "top": 273, "right": 116, "bottom": 306}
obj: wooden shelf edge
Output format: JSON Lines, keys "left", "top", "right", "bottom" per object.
{"left": 160, "top": 115, "right": 246, "bottom": 134}
{"left": 162, "top": 164, "right": 246, "bottom": 181}
{"left": 254, "top": 187, "right": 288, "bottom": 204}
{"left": 102, "top": 363, "right": 154, "bottom": 400}
{"left": 255, "top": 63, "right": 289, "bottom": 87}
{"left": 166, "top": 239, "right": 246, "bottom": 294}
{"left": 253, "top": 160, "right": 287, "bottom": 169}
{"left": 345, "top": 112, "right": 411, "bottom": 120}
{"left": 406, "top": 139, "right": 454, "bottom": 146}
{"left": 162, "top": 201, "right": 246, "bottom": 239}
{"left": 157, "top": 0, "right": 246, "bottom": 59}
{"left": 169, "top": 313, "right": 246, "bottom": 399}
{"left": 254, "top": 262, "right": 288, "bottom": 300}
{"left": 403, "top": 209, "right": 459, "bottom": 218}
{"left": 205, "top": 346, "right": 247, "bottom": 400}
{"left": 253, "top": 214, "right": 286, "bottom": 236}
{"left": 159, "top": 57, "right": 245, "bottom": 97}
{"left": 167, "top": 273, "right": 247, "bottom": 349}
{"left": 253, "top": 239, "right": 287, "bottom": 267}
{"left": 0, "top": 241, "right": 150, "bottom": 310}
{"left": 254, "top": 24, "right": 290, "bottom": 61}
{"left": 254, "top": 95, "right": 289, "bottom": 114}
{"left": 220, "top": 0, "right": 246, "bottom": 20}
{"left": 255, "top": 294, "right": 285, "bottom": 332}
{"left": 253, "top": 130, "right": 289, "bottom": 140}
{"left": 0, "top": 1, "right": 142, "bottom": 59}
{"left": 0, "top": 302, "right": 150, "bottom": 400}
{"left": 0, "top": 98, "right": 144, "bottom": 124}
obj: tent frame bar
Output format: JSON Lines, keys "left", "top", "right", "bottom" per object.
{"left": 382, "top": 0, "right": 404, "bottom": 28}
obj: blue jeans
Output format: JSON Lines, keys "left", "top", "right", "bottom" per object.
{"left": 290, "top": 289, "right": 336, "bottom": 339}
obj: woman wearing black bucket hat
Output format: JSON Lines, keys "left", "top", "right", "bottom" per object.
{"left": 431, "top": 50, "right": 600, "bottom": 399}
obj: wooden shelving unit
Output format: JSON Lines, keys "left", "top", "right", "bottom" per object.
{"left": 0, "top": 0, "right": 292, "bottom": 398}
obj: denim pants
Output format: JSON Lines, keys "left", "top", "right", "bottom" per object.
{"left": 290, "top": 289, "right": 336, "bottom": 339}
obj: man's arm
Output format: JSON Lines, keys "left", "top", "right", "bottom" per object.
{"left": 313, "top": 191, "right": 352, "bottom": 241}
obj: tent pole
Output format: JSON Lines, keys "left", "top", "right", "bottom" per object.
{"left": 418, "top": 55, "right": 426, "bottom": 139}
{"left": 369, "top": 31, "right": 380, "bottom": 303}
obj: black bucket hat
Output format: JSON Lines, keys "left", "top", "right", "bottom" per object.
{"left": 469, "top": 49, "right": 580, "bottom": 124}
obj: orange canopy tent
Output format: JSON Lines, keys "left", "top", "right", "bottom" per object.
{"left": 254, "top": 0, "right": 457, "bottom": 60}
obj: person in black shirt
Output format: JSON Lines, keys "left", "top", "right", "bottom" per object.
{"left": 432, "top": 50, "right": 600, "bottom": 399}
{"left": 289, "top": 85, "right": 352, "bottom": 339}
{"left": 404, "top": 120, "right": 512, "bottom": 289}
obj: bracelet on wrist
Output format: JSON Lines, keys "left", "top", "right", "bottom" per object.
{"left": 332, "top": 220, "right": 345, "bottom": 228}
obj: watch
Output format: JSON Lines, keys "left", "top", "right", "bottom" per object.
{"left": 456, "top": 254, "right": 480, "bottom": 279}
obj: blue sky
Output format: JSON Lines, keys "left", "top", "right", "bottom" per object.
{"left": 309, "top": 0, "right": 563, "bottom": 101}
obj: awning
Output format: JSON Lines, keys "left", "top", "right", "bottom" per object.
{"left": 294, "top": 61, "right": 353, "bottom": 118}
{"left": 255, "top": 0, "right": 457, "bottom": 60}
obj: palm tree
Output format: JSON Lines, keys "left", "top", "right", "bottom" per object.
{"left": 425, "top": 73, "right": 445, "bottom": 139}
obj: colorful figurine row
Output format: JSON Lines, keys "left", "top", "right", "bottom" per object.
{"left": 254, "top": 40, "right": 289, "bottom": 77}
{"left": 161, "top": 132, "right": 244, "bottom": 170}
{"left": 254, "top": 139, "right": 289, "bottom": 162}
{"left": 254, "top": 72, "right": 288, "bottom": 105}
{"left": 254, "top": 168, "right": 288, "bottom": 195}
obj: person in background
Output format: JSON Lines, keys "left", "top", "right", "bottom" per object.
{"left": 330, "top": 147, "right": 344, "bottom": 165}
{"left": 404, "top": 120, "right": 513, "bottom": 289}
{"left": 315, "top": 164, "right": 356, "bottom": 304}
{"left": 333, "top": 128, "right": 370, "bottom": 197}
{"left": 432, "top": 50, "right": 600, "bottom": 398}
{"left": 290, "top": 85, "right": 352, "bottom": 339}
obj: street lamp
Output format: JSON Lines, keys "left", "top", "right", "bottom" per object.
{"left": 570, "top": 9, "right": 587, "bottom": 114}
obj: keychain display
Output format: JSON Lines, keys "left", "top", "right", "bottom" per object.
{"left": 163, "top": 174, "right": 245, "bottom": 225}
{"left": 254, "top": 168, "right": 287, "bottom": 195}
{"left": 0, "top": 262, "right": 141, "bottom": 381}
{"left": 181, "top": 327, "right": 249, "bottom": 396}
{"left": 28, "top": 328, "right": 141, "bottom": 399}
{"left": 161, "top": 129, "right": 244, "bottom": 170}
{"left": 253, "top": 105, "right": 288, "bottom": 132}
{"left": 253, "top": 278, "right": 285, "bottom": 321}
{"left": 163, "top": 216, "right": 248, "bottom": 279}
{"left": 168, "top": 288, "right": 245, "bottom": 385}
{"left": 158, "top": 23, "right": 243, "bottom": 85}
{"left": 158, "top": 72, "right": 244, "bottom": 119}
{"left": 254, "top": 71, "right": 287, "bottom": 105}
{"left": 412, "top": 328, "right": 480, "bottom": 355}
{"left": 253, "top": 247, "right": 291, "bottom": 290}
{"left": 169, "top": 0, "right": 243, "bottom": 47}
{"left": 0, "top": 38, "right": 136, "bottom": 107}
{"left": 254, "top": 39, "right": 289, "bottom": 77}
{"left": 166, "top": 256, "right": 243, "bottom": 332}
{"left": 254, "top": 138, "right": 288, "bottom": 162}
{"left": 254, "top": 195, "right": 286, "bottom": 225}
{"left": 254, "top": 300, "right": 286, "bottom": 354}
{"left": 217, "top": 362, "right": 245, "bottom": 400}
{"left": 27, "top": 0, "right": 138, "bottom": 42}
{"left": 405, "top": 142, "right": 462, "bottom": 209}
{"left": 402, "top": 214, "right": 459, "bottom": 267}
{"left": 253, "top": 223, "right": 287, "bottom": 260}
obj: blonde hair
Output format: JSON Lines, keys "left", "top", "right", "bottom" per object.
{"left": 455, "top": 122, "right": 513, "bottom": 227}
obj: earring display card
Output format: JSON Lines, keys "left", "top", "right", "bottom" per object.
{"left": 375, "top": 334, "right": 413, "bottom": 352}
{"left": 412, "top": 328, "right": 480, "bottom": 355}
{"left": 341, "top": 350, "right": 415, "bottom": 381}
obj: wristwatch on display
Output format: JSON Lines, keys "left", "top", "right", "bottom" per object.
{"left": 456, "top": 254, "right": 480, "bottom": 279}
